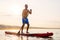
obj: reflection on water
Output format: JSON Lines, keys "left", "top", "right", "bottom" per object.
{"left": 17, "top": 36, "right": 28, "bottom": 40}
{"left": 5, "top": 34, "right": 53, "bottom": 40}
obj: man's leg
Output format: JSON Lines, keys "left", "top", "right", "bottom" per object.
{"left": 17, "top": 23, "right": 25, "bottom": 34}
{"left": 26, "top": 23, "right": 29, "bottom": 33}
{"left": 21, "top": 23, "right": 25, "bottom": 33}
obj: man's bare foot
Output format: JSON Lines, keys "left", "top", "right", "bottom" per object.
{"left": 26, "top": 31, "right": 29, "bottom": 34}
{"left": 21, "top": 31, "right": 24, "bottom": 34}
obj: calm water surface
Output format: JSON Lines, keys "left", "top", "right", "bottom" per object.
{"left": 0, "top": 29, "right": 60, "bottom": 40}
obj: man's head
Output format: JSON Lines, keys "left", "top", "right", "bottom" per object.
{"left": 25, "top": 4, "right": 28, "bottom": 9}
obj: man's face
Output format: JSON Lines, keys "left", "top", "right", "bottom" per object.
{"left": 25, "top": 4, "right": 28, "bottom": 9}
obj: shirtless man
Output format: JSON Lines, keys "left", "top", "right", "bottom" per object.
{"left": 18, "top": 4, "right": 32, "bottom": 34}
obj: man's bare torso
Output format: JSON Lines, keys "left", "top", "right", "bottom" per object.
{"left": 22, "top": 9, "right": 29, "bottom": 18}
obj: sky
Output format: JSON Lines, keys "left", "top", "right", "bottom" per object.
{"left": 0, "top": 0, "right": 60, "bottom": 28}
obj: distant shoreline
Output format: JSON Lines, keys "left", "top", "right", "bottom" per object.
{"left": 0, "top": 25, "right": 60, "bottom": 30}
{"left": 0, "top": 27, "right": 60, "bottom": 30}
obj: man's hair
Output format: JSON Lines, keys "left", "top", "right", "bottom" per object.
{"left": 25, "top": 4, "right": 28, "bottom": 6}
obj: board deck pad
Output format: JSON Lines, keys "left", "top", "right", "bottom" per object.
{"left": 5, "top": 31, "right": 53, "bottom": 37}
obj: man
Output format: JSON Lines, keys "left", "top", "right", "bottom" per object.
{"left": 18, "top": 4, "right": 32, "bottom": 34}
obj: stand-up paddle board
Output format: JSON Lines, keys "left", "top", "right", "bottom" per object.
{"left": 5, "top": 31, "right": 53, "bottom": 37}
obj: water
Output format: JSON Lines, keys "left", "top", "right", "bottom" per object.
{"left": 0, "top": 29, "right": 60, "bottom": 40}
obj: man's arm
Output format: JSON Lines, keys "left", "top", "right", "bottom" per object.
{"left": 28, "top": 9, "right": 32, "bottom": 14}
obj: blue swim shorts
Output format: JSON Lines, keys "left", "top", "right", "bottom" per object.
{"left": 22, "top": 18, "right": 29, "bottom": 24}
